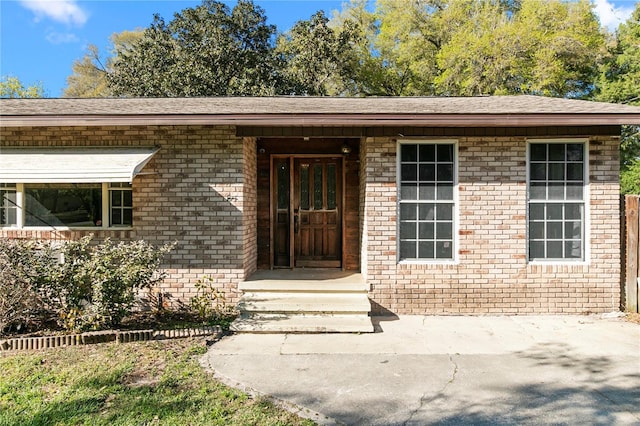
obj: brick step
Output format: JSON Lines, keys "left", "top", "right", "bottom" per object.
{"left": 230, "top": 313, "right": 374, "bottom": 333}
{"left": 238, "top": 292, "right": 371, "bottom": 314}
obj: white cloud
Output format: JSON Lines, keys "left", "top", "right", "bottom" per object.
{"left": 593, "top": 0, "right": 635, "bottom": 32}
{"left": 45, "top": 31, "right": 80, "bottom": 44}
{"left": 20, "top": 0, "right": 88, "bottom": 26}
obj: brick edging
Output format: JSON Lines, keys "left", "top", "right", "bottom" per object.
{"left": 0, "top": 326, "right": 223, "bottom": 352}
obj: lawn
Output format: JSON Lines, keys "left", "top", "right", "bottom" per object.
{"left": 0, "top": 338, "right": 314, "bottom": 426}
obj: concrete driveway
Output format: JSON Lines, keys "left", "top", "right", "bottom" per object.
{"left": 200, "top": 315, "right": 640, "bottom": 425}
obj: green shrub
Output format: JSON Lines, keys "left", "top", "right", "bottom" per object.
{"left": 79, "top": 239, "right": 173, "bottom": 328}
{"left": 0, "top": 237, "right": 173, "bottom": 336}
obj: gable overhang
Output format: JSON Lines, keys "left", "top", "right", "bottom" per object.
{"left": 1, "top": 113, "right": 639, "bottom": 128}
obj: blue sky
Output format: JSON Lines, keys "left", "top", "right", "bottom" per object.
{"left": 1, "top": 0, "right": 637, "bottom": 98}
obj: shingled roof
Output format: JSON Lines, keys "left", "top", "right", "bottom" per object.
{"left": 2, "top": 95, "right": 639, "bottom": 127}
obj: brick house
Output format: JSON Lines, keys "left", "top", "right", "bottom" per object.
{"left": 2, "top": 96, "right": 639, "bottom": 332}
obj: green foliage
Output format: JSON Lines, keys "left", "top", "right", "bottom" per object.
{"left": 434, "top": 0, "right": 605, "bottom": 97}
{"left": 107, "top": 0, "right": 282, "bottom": 96}
{"left": 597, "top": 3, "right": 640, "bottom": 105}
{"left": 0, "top": 237, "right": 173, "bottom": 335}
{"left": 596, "top": 4, "right": 640, "bottom": 194}
{"left": 189, "top": 276, "right": 238, "bottom": 327}
{"left": 276, "top": 11, "right": 361, "bottom": 95}
{"left": 0, "top": 76, "right": 45, "bottom": 98}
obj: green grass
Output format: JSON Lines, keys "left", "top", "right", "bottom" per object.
{"left": 0, "top": 338, "right": 315, "bottom": 426}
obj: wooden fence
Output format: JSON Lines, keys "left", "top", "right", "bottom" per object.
{"left": 623, "top": 195, "right": 639, "bottom": 313}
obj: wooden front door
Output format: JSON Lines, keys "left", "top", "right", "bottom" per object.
{"left": 272, "top": 156, "right": 343, "bottom": 268}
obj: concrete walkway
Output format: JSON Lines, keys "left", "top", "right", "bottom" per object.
{"left": 200, "top": 315, "right": 640, "bottom": 425}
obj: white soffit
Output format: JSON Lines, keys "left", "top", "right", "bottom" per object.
{"left": 0, "top": 147, "right": 159, "bottom": 183}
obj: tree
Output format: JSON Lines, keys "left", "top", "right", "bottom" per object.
{"left": 107, "top": 0, "right": 282, "bottom": 97}
{"left": 434, "top": 0, "right": 605, "bottom": 97}
{"left": 597, "top": 3, "right": 640, "bottom": 194}
{"left": 64, "top": 31, "right": 143, "bottom": 98}
{"left": 0, "top": 76, "right": 45, "bottom": 98}
{"left": 276, "top": 11, "right": 360, "bottom": 95}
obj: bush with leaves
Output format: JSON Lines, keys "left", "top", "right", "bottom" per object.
{"left": 0, "top": 237, "right": 173, "bottom": 336}
{"left": 78, "top": 239, "right": 173, "bottom": 329}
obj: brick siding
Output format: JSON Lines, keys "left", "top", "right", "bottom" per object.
{"left": 0, "top": 125, "right": 257, "bottom": 306}
{"left": 362, "top": 135, "right": 621, "bottom": 314}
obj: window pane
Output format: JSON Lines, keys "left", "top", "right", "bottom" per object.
{"left": 436, "top": 241, "right": 452, "bottom": 259}
{"left": 437, "top": 184, "right": 453, "bottom": 200}
{"left": 566, "top": 144, "right": 583, "bottom": 161}
{"left": 529, "top": 241, "right": 545, "bottom": 259}
{"left": 419, "top": 222, "right": 434, "bottom": 239}
{"left": 419, "top": 164, "right": 435, "bottom": 181}
{"left": 123, "top": 209, "right": 133, "bottom": 226}
{"left": 419, "top": 144, "right": 435, "bottom": 162}
{"left": 547, "top": 241, "right": 563, "bottom": 258}
{"left": 436, "top": 204, "right": 453, "bottom": 220}
{"left": 401, "top": 184, "right": 417, "bottom": 200}
{"left": 565, "top": 241, "right": 582, "bottom": 258}
{"left": 419, "top": 241, "right": 435, "bottom": 259}
{"left": 530, "top": 144, "right": 547, "bottom": 161}
{"left": 547, "top": 222, "right": 563, "bottom": 239}
{"left": 327, "top": 164, "right": 336, "bottom": 210}
{"left": 436, "top": 222, "right": 452, "bottom": 239}
{"left": 437, "top": 145, "right": 453, "bottom": 162}
{"left": 549, "top": 144, "right": 565, "bottom": 161}
{"left": 402, "top": 144, "right": 418, "bottom": 162}
{"left": 437, "top": 164, "right": 453, "bottom": 182}
{"left": 401, "top": 164, "right": 417, "bottom": 181}
{"left": 277, "top": 162, "right": 289, "bottom": 210}
{"left": 400, "top": 222, "right": 416, "bottom": 239}
{"left": 25, "top": 184, "right": 102, "bottom": 227}
{"left": 530, "top": 163, "right": 546, "bottom": 180}
{"left": 123, "top": 190, "right": 132, "bottom": 206}
{"left": 566, "top": 184, "right": 583, "bottom": 200}
{"left": 400, "top": 241, "right": 416, "bottom": 259}
{"left": 111, "top": 191, "right": 122, "bottom": 207}
{"left": 548, "top": 183, "right": 564, "bottom": 200}
{"left": 111, "top": 209, "right": 122, "bottom": 225}
{"left": 566, "top": 164, "right": 583, "bottom": 181}
{"left": 419, "top": 184, "right": 435, "bottom": 200}
{"left": 546, "top": 204, "right": 563, "bottom": 220}
{"left": 300, "top": 165, "right": 309, "bottom": 210}
{"left": 565, "top": 203, "right": 581, "bottom": 220}
{"left": 565, "top": 221, "right": 581, "bottom": 239}
{"left": 529, "top": 203, "right": 544, "bottom": 220}
{"left": 313, "top": 164, "right": 323, "bottom": 210}
{"left": 548, "top": 163, "right": 565, "bottom": 181}
{"left": 419, "top": 204, "right": 435, "bottom": 220}
{"left": 400, "top": 203, "right": 417, "bottom": 220}
{"left": 7, "top": 208, "right": 16, "bottom": 225}
{"left": 530, "top": 183, "right": 546, "bottom": 199}
{"left": 530, "top": 221, "right": 544, "bottom": 239}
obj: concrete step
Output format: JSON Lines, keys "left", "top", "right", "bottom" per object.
{"left": 238, "top": 292, "right": 371, "bottom": 314}
{"left": 230, "top": 313, "right": 374, "bottom": 333}
{"left": 239, "top": 281, "right": 368, "bottom": 293}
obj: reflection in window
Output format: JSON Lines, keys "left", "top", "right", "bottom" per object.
{"left": 327, "top": 164, "right": 336, "bottom": 210}
{"left": 300, "top": 164, "right": 309, "bottom": 210}
{"left": 314, "top": 164, "right": 323, "bottom": 210}
{"left": 25, "top": 183, "right": 102, "bottom": 227}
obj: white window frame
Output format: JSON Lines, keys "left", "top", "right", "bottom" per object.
{"left": 0, "top": 182, "right": 134, "bottom": 230}
{"left": 526, "top": 138, "right": 589, "bottom": 264}
{"left": 397, "top": 139, "right": 459, "bottom": 264}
